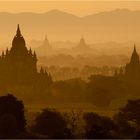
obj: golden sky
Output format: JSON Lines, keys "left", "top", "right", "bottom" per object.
{"left": 0, "top": 1, "right": 140, "bottom": 16}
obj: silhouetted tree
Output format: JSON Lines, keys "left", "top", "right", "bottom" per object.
{"left": 120, "top": 99, "right": 140, "bottom": 124}
{"left": 0, "top": 94, "right": 26, "bottom": 138}
{"left": 30, "top": 108, "right": 72, "bottom": 138}
{"left": 114, "top": 99, "right": 140, "bottom": 138}
{"left": 83, "top": 112, "right": 117, "bottom": 138}
{"left": 64, "top": 110, "right": 84, "bottom": 138}
{"left": 0, "top": 114, "right": 18, "bottom": 138}
{"left": 114, "top": 113, "right": 137, "bottom": 138}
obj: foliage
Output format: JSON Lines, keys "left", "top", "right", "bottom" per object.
{"left": 83, "top": 112, "right": 117, "bottom": 138}
{"left": 114, "top": 99, "right": 140, "bottom": 138}
{"left": 30, "top": 108, "right": 72, "bottom": 138}
{"left": 0, "top": 94, "right": 26, "bottom": 138}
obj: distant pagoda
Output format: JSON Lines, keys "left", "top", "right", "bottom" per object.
{"left": 73, "top": 37, "right": 91, "bottom": 53}
{"left": 36, "top": 35, "right": 52, "bottom": 56}
{"left": 41, "top": 35, "right": 52, "bottom": 50}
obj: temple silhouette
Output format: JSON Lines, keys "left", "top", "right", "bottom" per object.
{"left": 36, "top": 35, "right": 52, "bottom": 56}
{"left": 0, "top": 25, "right": 52, "bottom": 86}
{"left": 125, "top": 45, "right": 140, "bottom": 80}
{"left": 73, "top": 37, "right": 91, "bottom": 53}
{"left": 116, "top": 45, "right": 140, "bottom": 84}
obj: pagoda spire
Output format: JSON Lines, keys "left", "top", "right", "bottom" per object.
{"left": 133, "top": 44, "right": 137, "bottom": 54}
{"left": 45, "top": 34, "right": 48, "bottom": 40}
{"left": 80, "top": 36, "right": 86, "bottom": 45}
{"left": 130, "top": 44, "right": 140, "bottom": 64}
{"left": 44, "top": 35, "right": 50, "bottom": 46}
{"left": 16, "top": 24, "right": 21, "bottom": 37}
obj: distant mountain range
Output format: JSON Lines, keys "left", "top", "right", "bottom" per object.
{"left": 0, "top": 9, "right": 140, "bottom": 44}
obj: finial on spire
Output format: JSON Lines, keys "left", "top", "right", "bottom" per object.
{"left": 130, "top": 44, "right": 140, "bottom": 64}
{"left": 16, "top": 24, "right": 21, "bottom": 37}
{"left": 45, "top": 35, "right": 48, "bottom": 40}
{"left": 81, "top": 35, "right": 84, "bottom": 40}
{"left": 33, "top": 51, "right": 36, "bottom": 56}
{"left": 80, "top": 36, "right": 86, "bottom": 46}
{"left": 134, "top": 44, "right": 136, "bottom": 52}
{"left": 132, "top": 44, "right": 138, "bottom": 56}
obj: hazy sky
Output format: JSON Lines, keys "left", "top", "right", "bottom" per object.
{"left": 0, "top": 0, "right": 139, "bottom": 45}
{"left": 0, "top": 1, "right": 140, "bottom": 16}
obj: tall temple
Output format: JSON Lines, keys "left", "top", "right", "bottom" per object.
{"left": 125, "top": 45, "right": 140, "bottom": 80}
{"left": 0, "top": 25, "right": 51, "bottom": 85}
{"left": 116, "top": 45, "right": 140, "bottom": 81}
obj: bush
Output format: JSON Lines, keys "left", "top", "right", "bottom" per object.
{"left": 113, "top": 99, "right": 140, "bottom": 138}
{"left": 0, "top": 114, "right": 18, "bottom": 138}
{"left": 83, "top": 112, "right": 117, "bottom": 138}
{"left": 30, "top": 108, "right": 72, "bottom": 138}
{"left": 0, "top": 94, "right": 26, "bottom": 138}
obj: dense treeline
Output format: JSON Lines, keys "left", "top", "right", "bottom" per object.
{"left": 1, "top": 72, "right": 138, "bottom": 109}
{"left": 47, "top": 65, "right": 117, "bottom": 81}
{"left": 0, "top": 94, "right": 140, "bottom": 139}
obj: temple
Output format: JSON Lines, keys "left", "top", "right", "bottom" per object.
{"left": 125, "top": 45, "right": 140, "bottom": 80}
{"left": 36, "top": 35, "right": 52, "bottom": 56}
{"left": 116, "top": 44, "right": 140, "bottom": 82}
{"left": 0, "top": 25, "right": 52, "bottom": 86}
{"left": 73, "top": 37, "right": 91, "bottom": 53}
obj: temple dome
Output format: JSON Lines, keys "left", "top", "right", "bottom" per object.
{"left": 12, "top": 35, "right": 25, "bottom": 47}
{"left": 11, "top": 24, "right": 27, "bottom": 54}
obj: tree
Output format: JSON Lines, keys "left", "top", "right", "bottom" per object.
{"left": 83, "top": 112, "right": 117, "bottom": 138}
{"left": 117, "top": 99, "right": 140, "bottom": 124}
{"left": 114, "top": 99, "right": 140, "bottom": 138}
{"left": 31, "top": 108, "right": 72, "bottom": 138}
{"left": 0, "top": 94, "right": 26, "bottom": 138}
{"left": 0, "top": 114, "right": 18, "bottom": 138}
{"left": 63, "top": 110, "right": 84, "bottom": 138}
